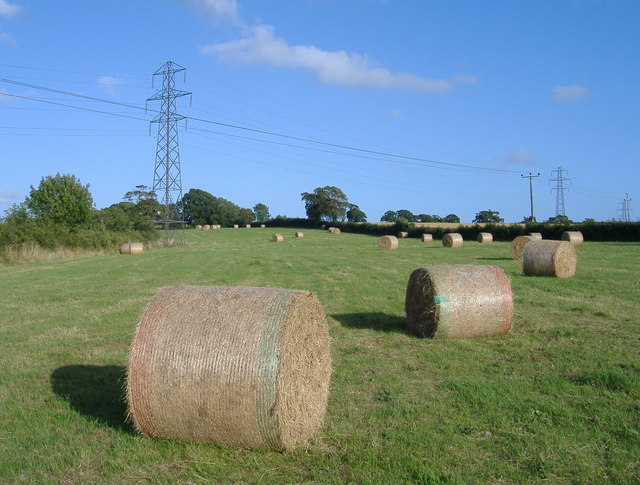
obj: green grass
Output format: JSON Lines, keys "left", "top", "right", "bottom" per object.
{"left": 0, "top": 228, "right": 638, "bottom": 484}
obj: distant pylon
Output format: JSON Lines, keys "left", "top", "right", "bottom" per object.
{"left": 618, "top": 193, "right": 632, "bottom": 222}
{"left": 550, "top": 167, "right": 570, "bottom": 217}
{"left": 147, "top": 61, "right": 191, "bottom": 245}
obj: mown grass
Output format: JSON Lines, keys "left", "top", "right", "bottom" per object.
{"left": 0, "top": 228, "right": 638, "bottom": 484}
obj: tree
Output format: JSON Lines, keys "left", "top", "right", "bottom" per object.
{"left": 346, "top": 205, "right": 367, "bottom": 222}
{"left": 473, "top": 210, "right": 504, "bottom": 224}
{"left": 123, "top": 185, "right": 158, "bottom": 219}
{"left": 180, "top": 189, "right": 218, "bottom": 225}
{"left": 236, "top": 208, "right": 255, "bottom": 225}
{"left": 26, "top": 173, "right": 93, "bottom": 226}
{"left": 416, "top": 214, "right": 434, "bottom": 223}
{"left": 396, "top": 209, "right": 416, "bottom": 222}
{"left": 301, "top": 186, "right": 351, "bottom": 222}
{"left": 253, "top": 203, "right": 271, "bottom": 223}
{"left": 547, "top": 215, "right": 572, "bottom": 224}
{"left": 444, "top": 214, "right": 460, "bottom": 223}
{"left": 381, "top": 210, "right": 398, "bottom": 222}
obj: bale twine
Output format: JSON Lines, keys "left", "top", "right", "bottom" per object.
{"left": 295, "top": 232, "right": 304, "bottom": 238}
{"left": 405, "top": 265, "right": 513, "bottom": 338}
{"left": 120, "top": 242, "right": 144, "bottom": 255}
{"left": 477, "top": 232, "right": 493, "bottom": 244}
{"left": 522, "top": 240, "right": 577, "bottom": 278}
{"left": 378, "top": 235, "right": 399, "bottom": 251}
{"left": 442, "top": 233, "right": 463, "bottom": 248}
{"left": 272, "top": 234, "right": 284, "bottom": 243}
{"left": 398, "top": 231, "right": 409, "bottom": 239}
{"left": 195, "top": 225, "right": 203, "bottom": 230}
{"left": 510, "top": 235, "right": 533, "bottom": 260}
{"left": 203, "top": 225, "right": 210, "bottom": 230}
{"left": 561, "top": 231, "right": 584, "bottom": 245}
{"left": 421, "top": 234, "right": 433, "bottom": 243}
{"left": 126, "top": 285, "right": 331, "bottom": 451}
{"left": 528, "top": 232, "right": 543, "bottom": 240}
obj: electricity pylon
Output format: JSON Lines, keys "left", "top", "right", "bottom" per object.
{"left": 147, "top": 61, "right": 191, "bottom": 245}
{"left": 550, "top": 167, "right": 570, "bottom": 218}
{"left": 618, "top": 193, "right": 632, "bottom": 222}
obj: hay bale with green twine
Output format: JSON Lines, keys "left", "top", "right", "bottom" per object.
{"left": 510, "top": 235, "right": 533, "bottom": 260}
{"left": 528, "top": 232, "right": 542, "bottom": 240}
{"left": 378, "top": 235, "right": 399, "bottom": 250}
{"left": 561, "top": 231, "right": 584, "bottom": 245}
{"left": 405, "top": 265, "right": 513, "bottom": 338}
{"left": 522, "top": 240, "right": 577, "bottom": 278}
{"left": 442, "top": 233, "right": 463, "bottom": 248}
{"left": 272, "top": 234, "right": 284, "bottom": 243}
{"left": 126, "top": 285, "right": 331, "bottom": 451}
{"left": 477, "top": 232, "right": 493, "bottom": 244}
{"left": 120, "top": 242, "right": 144, "bottom": 255}
{"left": 421, "top": 234, "right": 433, "bottom": 243}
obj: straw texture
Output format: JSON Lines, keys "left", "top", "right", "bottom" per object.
{"left": 442, "top": 233, "right": 463, "bottom": 248}
{"left": 477, "top": 232, "right": 493, "bottom": 244}
{"left": 561, "top": 231, "right": 584, "bottom": 245}
{"left": 272, "top": 234, "right": 284, "bottom": 243}
{"left": 421, "top": 234, "right": 433, "bottom": 243}
{"left": 528, "top": 232, "right": 543, "bottom": 240}
{"left": 522, "top": 240, "right": 577, "bottom": 278}
{"left": 405, "top": 265, "right": 513, "bottom": 338}
{"left": 378, "top": 235, "right": 399, "bottom": 250}
{"left": 120, "top": 242, "right": 144, "bottom": 255}
{"left": 510, "top": 235, "right": 533, "bottom": 260}
{"left": 126, "top": 285, "right": 331, "bottom": 451}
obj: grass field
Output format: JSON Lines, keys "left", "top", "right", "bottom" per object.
{"left": 0, "top": 228, "right": 638, "bottom": 484}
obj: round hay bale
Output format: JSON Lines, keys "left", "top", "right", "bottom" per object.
{"left": 272, "top": 234, "right": 284, "bottom": 243}
{"left": 510, "top": 235, "right": 533, "bottom": 260}
{"left": 233, "top": 224, "right": 239, "bottom": 229}
{"left": 522, "top": 240, "right": 577, "bottom": 278}
{"left": 477, "top": 232, "right": 493, "bottom": 244}
{"left": 120, "top": 242, "right": 144, "bottom": 255}
{"left": 328, "top": 227, "right": 341, "bottom": 234}
{"left": 528, "top": 232, "right": 543, "bottom": 240}
{"left": 126, "top": 285, "right": 331, "bottom": 451}
{"left": 397, "top": 231, "right": 409, "bottom": 239}
{"left": 203, "top": 225, "right": 210, "bottom": 230}
{"left": 245, "top": 224, "right": 251, "bottom": 228}
{"left": 442, "top": 233, "right": 463, "bottom": 248}
{"left": 295, "top": 232, "right": 304, "bottom": 238}
{"left": 212, "top": 225, "right": 220, "bottom": 229}
{"left": 561, "top": 231, "right": 584, "bottom": 245}
{"left": 405, "top": 265, "right": 513, "bottom": 338}
{"left": 260, "top": 224, "right": 266, "bottom": 228}
{"left": 378, "top": 235, "right": 399, "bottom": 250}
{"left": 195, "top": 225, "right": 203, "bottom": 230}
{"left": 421, "top": 234, "right": 433, "bottom": 243}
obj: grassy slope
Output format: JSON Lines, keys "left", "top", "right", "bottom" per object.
{"left": 0, "top": 228, "right": 638, "bottom": 484}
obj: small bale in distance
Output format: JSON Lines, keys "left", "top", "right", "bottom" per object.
{"left": 561, "top": 231, "right": 584, "bottom": 245}
{"left": 398, "top": 231, "right": 409, "bottom": 239}
{"left": 203, "top": 225, "right": 210, "bottom": 230}
{"left": 126, "top": 285, "right": 331, "bottom": 451}
{"left": 120, "top": 242, "right": 144, "bottom": 255}
{"left": 510, "top": 235, "right": 533, "bottom": 260}
{"left": 328, "top": 227, "right": 341, "bottom": 234}
{"left": 528, "top": 232, "right": 543, "bottom": 240}
{"left": 233, "top": 224, "right": 239, "bottom": 229}
{"left": 272, "top": 234, "right": 284, "bottom": 243}
{"left": 522, "top": 240, "right": 577, "bottom": 278}
{"left": 245, "top": 224, "right": 251, "bottom": 228}
{"left": 378, "top": 235, "right": 399, "bottom": 251}
{"left": 442, "top": 233, "right": 463, "bottom": 248}
{"left": 260, "top": 224, "right": 266, "bottom": 228}
{"left": 421, "top": 234, "right": 433, "bottom": 243}
{"left": 195, "top": 225, "right": 203, "bottom": 230}
{"left": 477, "top": 232, "right": 493, "bottom": 244}
{"left": 295, "top": 232, "right": 304, "bottom": 238}
{"left": 405, "top": 264, "right": 513, "bottom": 338}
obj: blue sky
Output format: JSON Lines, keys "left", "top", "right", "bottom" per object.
{"left": 1, "top": 0, "right": 638, "bottom": 222}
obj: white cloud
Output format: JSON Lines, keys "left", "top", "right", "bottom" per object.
{"left": 203, "top": 24, "right": 451, "bottom": 93}
{"left": 495, "top": 148, "right": 538, "bottom": 169}
{"left": 98, "top": 76, "right": 122, "bottom": 96}
{"left": 0, "top": 31, "right": 16, "bottom": 46}
{"left": 0, "top": 189, "right": 21, "bottom": 205}
{"left": 552, "top": 84, "right": 588, "bottom": 102}
{"left": 0, "top": 0, "right": 21, "bottom": 17}
{"left": 174, "top": 0, "right": 242, "bottom": 26}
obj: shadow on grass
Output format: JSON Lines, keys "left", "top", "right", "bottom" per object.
{"left": 332, "top": 312, "right": 408, "bottom": 334}
{"left": 50, "top": 365, "right": 133, "bottom": 433}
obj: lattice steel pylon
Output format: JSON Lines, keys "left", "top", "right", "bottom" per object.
{"left": 550, "top": 167, "right": 570, "bottom": 218}
{"left": 147, "top": 61, "right": 191, "bottom": 245}
{"left": 618, "top": 193, "right": 632, "bottom": 222}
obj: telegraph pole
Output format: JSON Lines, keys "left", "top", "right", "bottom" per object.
{"left": 521, "top": 172, "right": 541, "bottom": 222}
{"left": 147, "top": 61, "right": 191, "bottom": 246}
{"left": 550, "top": 167, "right": 570, "bottom": 218}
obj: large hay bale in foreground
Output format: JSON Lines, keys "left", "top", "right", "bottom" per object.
{"left": 477, "top": 232, "right": 493, "bottom": 244}
{"left": 421, "top": 234, "right": 433, "bottom": 243}
{"left": 120, "top": 242, "right": 144, "bottom": 255}
{"left": 295, "top": 232, "right": 304, "bottom": 238}
{"left": 126, "top": 285, "right": 331, "bottom": 451}
{"left": 528, "top": 232, "right": 543, "bottom": 240}
{"left": 561, "top": 231, "right": 584, "bottom": 245}
{"left": 442, "top": 233, "right": 463, "bottom": 248}
{"left": 510, "top": 235, "right": 533, "bottom": 260}
{"left": 405, "top": 265, "right": 513, "bottom": 338}
{"left": 272, "top": 234, "right": 284, "bottom": 243}
{"left": 378, "top": 235, "right": 399, "bottom": 250}
{"left": 522, "top": 240, "right": 577, "bottom": 278}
